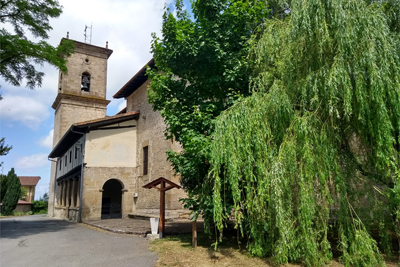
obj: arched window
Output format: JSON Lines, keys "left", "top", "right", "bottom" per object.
{"left": 81, "top": 72, "right": 91, "bottom": 91}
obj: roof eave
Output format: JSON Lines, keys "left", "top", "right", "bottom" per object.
{"left": 48, "top": 126, "right": 86, "bottom": 158}
{"left": 113, "top": 58, "right": 155, "bottom": 99}
{"left": 48, "top": 112, "right": 140, "bottom": 158}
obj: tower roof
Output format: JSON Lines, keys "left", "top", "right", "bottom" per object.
{"left": 61, "top": 38, "right": 113, "bottom": 59}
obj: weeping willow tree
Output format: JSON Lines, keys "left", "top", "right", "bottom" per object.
{"left": 210, "top": 0, "right": 400, "bottom": 266}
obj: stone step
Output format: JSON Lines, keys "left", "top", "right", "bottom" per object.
{"left": 127, "top": 213, "right": 176, "bottom": 222}
{"left": 128, "top": 209, "right": 191, "bottom": 222}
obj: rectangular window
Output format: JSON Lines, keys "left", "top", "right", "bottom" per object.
{"left": 75, "top": 146, "right": 78, "bottom": 159}
{"left": 143, "top": 146, "right": 148, "bottom": 175}
{"left": 69, "top": 151, "right": 72, "bottom": 163}
{"left": 59, "top": 159, "right": 62, "bottom": 170}
{"left": 65, "top": 155, "right": 67, "bottom": 166}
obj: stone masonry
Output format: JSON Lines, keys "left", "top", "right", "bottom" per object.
{"left": 126, "top": 80, "right": 185, "bottom": 211}
{"left": 48, "top": 39, "right": 112, "bottom": 218}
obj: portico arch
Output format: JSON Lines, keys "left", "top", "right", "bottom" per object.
{"left": 101, "top": 179, "right": 123, "bottom": 219}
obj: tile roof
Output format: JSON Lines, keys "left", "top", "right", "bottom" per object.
{"left": 18, "top": 176, "right": 40, "bottom": 186}
{"left": 17, "top": 200, "right": 33, "bottom": 205}
{"left": 73, "top": 111, "right": 139, "bottom": 127}
{"left": 48, "top": 111, "right": 140, "bottom": 158}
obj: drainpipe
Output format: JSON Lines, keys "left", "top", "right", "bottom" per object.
{"left": 71, "top": 128, "right": 86, "bottom": 223}
{"left": 48, "top": 157, "right": 58, "bottom": 217}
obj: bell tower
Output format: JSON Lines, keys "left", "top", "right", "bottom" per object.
{"left": 51, "top": 37, "right": 113, "bottom": 144}
{"left": 48, "top": 37, "right": 112, "bottom": 217}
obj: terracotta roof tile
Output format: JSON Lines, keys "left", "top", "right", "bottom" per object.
{"left": 17, "top": 200, "right": 33, "bottom": 205}
{"left": 73, "top": 111, "right": 139, "bottom": 127}
{"left": 18, "top": 176, "right": 40, "bottom": 186}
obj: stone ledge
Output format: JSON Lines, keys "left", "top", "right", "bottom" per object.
{"left": 146, "top": 234, "right": 160, "bottom": 241}
{"left": 83, "top": 220, "right": 149, "bottom": 236}
{"left": 127, "top": 213, "right": 175, "bottom": 222}
{"left": 128, "top": 209, "right": 191, "bottom": 221}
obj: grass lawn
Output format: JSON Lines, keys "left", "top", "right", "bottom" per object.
{"left": 150, "top": 232, "right": 399, "bottom": 267}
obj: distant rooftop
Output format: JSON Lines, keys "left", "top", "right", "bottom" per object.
{"left": 18, "top": 176, "right": 40, "bottom": 186}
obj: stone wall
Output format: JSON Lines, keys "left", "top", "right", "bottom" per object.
{"left": 49, "top": 41, "right": 111, "bottom": 218}
{"left": 59, "top": 43, "right": 110, "bottom": 99}
{"left": 81, "top": 166, "right": 137, "bottom": 220}
{"left": 126, "top": 80, "right": 186, "bottom": 211}
{"left": 15, "top": 204, "right": 32, "bottom": 213}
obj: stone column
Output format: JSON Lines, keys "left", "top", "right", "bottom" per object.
{"left": 55, "top": 184, "right": 60, "bottom": 206}
{"left": 76, "top": 178, "right": 81, "bottom": 208}
{"left": 60, "top": 183, "right": 64, "bottom": 206}
{"left": 71, "top": 179, "right": 76, "bottom": 207}
{"left": 66, "top": 180, "right": 71, "bottom": 207}
{"left": 63, "top": 182, "right": 67, "bottom": 207}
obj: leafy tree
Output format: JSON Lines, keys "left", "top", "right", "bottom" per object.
{"left": 40, "top": 192, "right": 49, "bottom": 202}
{"left": 0, "top": 0, "right": 74, "bottom": 89}
{"left": 32, "top": 192, "right": 48, "bottom": 214}
{"left": 19, "top": 186, "right": 27, "bottom": 201}
{"left": 0, "top": 174, "right": 7, "bottom": 203}
{"left": 1, "top": 168, "right": 21, "bottom": 215}
{"left": 209, "top": 0, "right": 400, "bottom": 266}
{"left": 151, "top": 0, "right": 400, "bottom": 265}
{"left": 0, "top": 138, "right": 12, "bottom": 202}
{"left": 149, "top": 0, "right": 269, "bottom": 227}
{"left": 0, "top": 137, "right": 12, "bottom": 167}
{"left": 32, "top": 200, "right": 48, "bottom": 214}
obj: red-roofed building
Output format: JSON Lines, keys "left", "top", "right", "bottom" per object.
{"left": 19, "top": 176, "right": 40, "bottom": 202}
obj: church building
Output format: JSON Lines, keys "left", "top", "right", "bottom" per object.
{"left": 48, "top": 38, "right": 185, "bottom": 221}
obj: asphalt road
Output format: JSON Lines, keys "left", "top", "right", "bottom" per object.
{"left": 0, "top": 215, "right": 158, "bottom": 267}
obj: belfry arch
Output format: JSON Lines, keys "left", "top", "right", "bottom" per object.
{"left": 101, "top": 179, "right": 123, "bottom": 219}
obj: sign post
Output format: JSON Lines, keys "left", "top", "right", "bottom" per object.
{"left": 143, "top": 177, "right": 181, "bottom": 238}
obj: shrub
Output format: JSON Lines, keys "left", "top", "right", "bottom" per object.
{"left": 32, "top": 200, "right": 48, "bottom": 214}
{"left": 2, "top": 168, "right": 21, "bottom": 215}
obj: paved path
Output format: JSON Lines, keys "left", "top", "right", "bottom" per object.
{"left": 0, "top": 215, "right": 158, "bottom": 267}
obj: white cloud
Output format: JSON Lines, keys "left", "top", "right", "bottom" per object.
{"left": 38, "top": 129, "right": 54, "bottom": 148}
{"left": 35, "top": 184, "right": 50, "bottom": 201}
{"left": 0, "top": 0, "right": 189, "bottom": 184}
{"left": 118, "top": 100, "right": 126, "bottom": 112}
{"left": 15, "top": 153, "right": 49, "bottom": 169}
{"left": 0, "top": 95, "right": 50, "bottom": 129}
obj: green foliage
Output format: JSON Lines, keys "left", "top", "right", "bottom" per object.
{"left": 0, "top": 0, "right": 74, "bottom": 89}
{"left": 32, "top": 200, "right": 48, "bottom": 214}
{"left": 209, "top": 0, "right": 400, "bottom": 266}
{"left": 19, "top": 186, "right": 27, "bottom": 201}
{"left": 151, "top": 0, "right": 400, "bottom": 265}
{"left": 32, "top": 192, "right": 49, "bottom": 214}
{"left": 149, "top": 0, "right": 269, "bottom": 229}
{"left": 40, "top": 192, "right": 49, "bottom": 202}
{"left": 0, "top": 137, "right": 12, "bottom": 167}
{"left": 12, "top": 210, "right": 27, "bottom": 216}
{"left": 1, "top": 168, "right": 21, "bottom": 215}
{"left": 0, "top": 174, "right": 7, "bottom": 203}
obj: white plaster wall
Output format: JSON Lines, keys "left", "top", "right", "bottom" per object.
{"left": 84, "top": 120, "right": 137, "bottom": 167}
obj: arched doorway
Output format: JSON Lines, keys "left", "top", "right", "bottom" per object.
{"left": 101, "top": 179, "right": 123, "bottom": 219}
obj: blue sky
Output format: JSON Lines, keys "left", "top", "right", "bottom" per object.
{"left": 0, "top": 0, "right": 192, "bottom": 200}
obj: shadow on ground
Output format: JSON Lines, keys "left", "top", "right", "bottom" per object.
{"left": 0, "top": 215, "right": 74, "bottom": 240}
